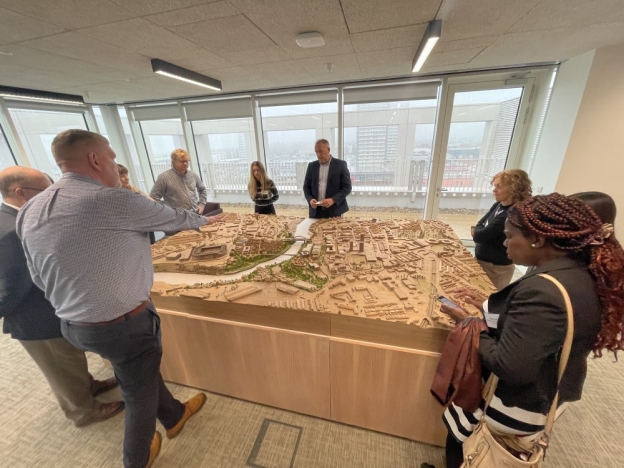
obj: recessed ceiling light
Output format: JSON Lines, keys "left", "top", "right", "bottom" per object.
{"left": 296, "top": 32, "right": 325, "bottom": 48}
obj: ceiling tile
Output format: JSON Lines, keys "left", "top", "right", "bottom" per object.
{"left": 471, "top": 22, "right": 624, "bottom": 68}
{"left": 425, "top": 48, "right": 484, "bottom": 68}
{"left": 162, "top": 50, "right": 233, "bottom": 71}
{"left": 0, "top": 0, "right": 137, "bottom": 29}
{"left": 231, "top": 0, "right": 349, "bottom": 44}
{"left": 437, "top": 0, "right": 540, "bottom": 42}
{"left": 245, "top": 60, "right": 314, "bottom": 84}
{"left": 146, "top": 1, "right": 239, "bottom": 27}
{"left": 0, "top": 61, "right": 120, "bottom": 90}
{"left": 417, "top": 63, "right": 468, "bottom": 76}
{"left": 350, "top": 24, "right": 427, "bottom": 53}
{"left": 281, "top": 38, "right": 355, "bottom": 60}
{"left": 0, "top": 7, "right": 65, "bottom": 45}
{"left": 356, "top": 47, "right": 414, "bottom": 79}
{"left": 170, "top": 14, "right": 275, "bottom": 53}
{"left": 509, "top": 0, "right": 624, "bottom": 33}
{"left": 0, "top": 45, "right": 136, "bottom": 82}
{"left": 198, "top": 66, "right": 274, "bottom": 91}
{"left": 435, "top": 36, "right": 497, "bottom": 54}
{"left": 224, "top": 46, "right": 291, "bottom": 65}
{"left": 109, "top": 0, "right": 220, "bottom": 16}
{"left": 341, "top": 0, "right": 438, "bottom": 33}
{"left": 78, "top": 18, "right": 232, "bottom": 69}
{"left": 20, "top": 32, "right": 153, "bottom": 77}
{"left": 296, "top": 53, "right": 362, "bottom": 81}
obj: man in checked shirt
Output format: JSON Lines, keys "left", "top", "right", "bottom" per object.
{"left": 17, "top": 129, "right": 223, "bottom": 468}
{"left": 150, "top": 148, "right": 207, "bottom": 214}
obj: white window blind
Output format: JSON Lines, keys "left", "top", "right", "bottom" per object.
{"left": 130, "top": 104, "right": 180, "bottom": 121}
{"left": 183, "top": 97, "right": 253, "bottom": 121}
{"left": 256, "top": 90, "right": 337, "bottom": 107}
{"left": 343, "top": 82, "right": 439, "bottom": 105}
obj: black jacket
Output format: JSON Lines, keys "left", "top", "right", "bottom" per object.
{"left": 473, "top": 202, "right": 512, "bottom": 265}
{"left": 480, "top": 256, "right": 601, "bottom": 414}
{"left": 0, "top": 203, "right": 62, "bottom": 340}
{"left": 303, "top": 157, "right": 352, "bottom": 218}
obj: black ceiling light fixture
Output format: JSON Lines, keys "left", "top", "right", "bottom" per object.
{"left": 0, "top": 85, "right": 85, "bottom": 104}
{"left": 412, "top": 20, "right": 442, "bottom": 73}
{"left": 151, "top": 59, "right": 222, "bottom": 91}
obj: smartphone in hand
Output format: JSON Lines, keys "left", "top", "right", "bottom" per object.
{"left": 437, "top": 295, "right": 460, "bottom": 308}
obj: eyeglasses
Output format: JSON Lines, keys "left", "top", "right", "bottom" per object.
{"left": 176, "top": 159, "right": 191, "bottom": 164}
{"left": 19, "top": 187, "right": 46, "bottom": 192}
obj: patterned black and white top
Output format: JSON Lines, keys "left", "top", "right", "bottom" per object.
{"left": 17, "top": 173, "right": 206, "bottom": 323}
{"left": 150, "top": 168, "right": 207, "bottom": 211}
{"left": 252, "top": 179, "right": 279, "bottom": 206}
{"left": 445, "top": 257, "right": 601, "bottom": 443}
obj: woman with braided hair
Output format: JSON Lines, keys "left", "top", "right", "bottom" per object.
{"left": 424, "top": 192, "right": 624, "bottom": 468}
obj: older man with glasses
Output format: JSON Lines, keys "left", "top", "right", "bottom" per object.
{"left": 150, "top": 149, "right": 207, "bottom": 214}
{"left": 0, "top": 166, "right": 123, "bottom": 428}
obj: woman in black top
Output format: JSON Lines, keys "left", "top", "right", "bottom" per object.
{"left": 431, "top": 193, "right": 624, "bottom": 468}
{"left": 248, "top": 161, "right": 279, "bottom": 215}
{"left": 473, "top": 169, "right": 532, "bottom": 290}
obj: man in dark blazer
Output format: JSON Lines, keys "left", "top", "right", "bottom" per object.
{"left": 0, "top": 166, "right": 123, "bottom": 427}
{"left": 303, "top": 139, "right": 352, "bottom": 218}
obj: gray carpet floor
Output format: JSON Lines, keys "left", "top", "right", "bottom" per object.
{"left": 0, "top": 322, "right": 622, "bottom": 468}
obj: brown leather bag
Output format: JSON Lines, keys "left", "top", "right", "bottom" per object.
{"left": 431, "top": 317, "right": 488, "bottom": 412}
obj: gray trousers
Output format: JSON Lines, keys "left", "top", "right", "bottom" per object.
{"left": 61, "top": 303, "right": 185, "bottom": 468}
{"left": 477, "top": 259, "right": 516, "bottom": 291}
{"left": 18, "top": 337, "right": 98, "bottom": 425}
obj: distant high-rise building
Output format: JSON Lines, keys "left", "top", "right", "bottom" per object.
{"left": 355, "top": 125, "right": 398, "bottom": 172}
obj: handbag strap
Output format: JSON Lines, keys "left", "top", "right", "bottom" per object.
{"left": 480, "top": 273, "right": 575, "bottom": 442}
{"left": 537, "top": 273, "right": 575, "bottom": 439}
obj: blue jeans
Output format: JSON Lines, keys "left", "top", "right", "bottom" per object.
{"left": 62, "top": 303, "right": 185, "bottom": 468}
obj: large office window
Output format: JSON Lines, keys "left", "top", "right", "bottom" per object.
{"left": 118, "top": 107, "right": 148, "bottom": 192}
{"left": 0, "top": 125, "right": 17, "bottom": 201}
{"left": 0, "top": 125, "right": 15, "bottom": 171}
{"left": 343, "top": 83, "right": 440, "bottom": 213}
{"left": 437, "top": 88, "right": 524, "bottom": 239}
{"left": 185, "top": 98, "right": 256, "bottom": 191}
{"left": 133, "top": 104, "right": 186, "bottom": 180}
{"left": 259, "top": 91, "right": 337, "bottom": 191}
{"left": 9, "top": 107, "right": 88, "bottom": 180}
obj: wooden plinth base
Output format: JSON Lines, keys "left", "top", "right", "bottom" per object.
{"left": 154, "top": 295, "right": 449, "bottom": 446}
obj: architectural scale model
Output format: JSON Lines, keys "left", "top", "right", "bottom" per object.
{"left": 151, "top": 215, "right": 495, "bottom": 329}
{"left": 152, "top": 213, "right": 302, "bottom": 274}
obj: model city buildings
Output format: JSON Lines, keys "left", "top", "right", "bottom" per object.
{"left": 151, "top": 214, "right": 495, "bottom": 329}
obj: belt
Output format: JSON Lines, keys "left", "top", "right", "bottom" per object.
{"left": 67, "top": 300, "right": 151, "bottom": 327}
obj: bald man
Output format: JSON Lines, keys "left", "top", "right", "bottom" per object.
{"left": 17, "top": 130, "right": 222, "bottom": 468}
{"left": 0, "top": 166, "right": 123, "bottom": 426}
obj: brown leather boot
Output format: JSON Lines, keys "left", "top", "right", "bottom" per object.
{"left": 75, "top": 401, "right": 125, "bottom": 427}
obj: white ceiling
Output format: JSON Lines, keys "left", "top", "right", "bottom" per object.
{"left": 0, "top": 0, "right": 623, "bottom": 104}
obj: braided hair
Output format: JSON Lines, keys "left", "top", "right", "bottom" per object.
{"left": 508, "top": 193, "right": 624, "bottom": 357}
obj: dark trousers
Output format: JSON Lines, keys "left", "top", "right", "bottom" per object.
{"left": 446, "top": 432, "right": 464, "bottom": 468}
{"left": 61, "top": 303, "right": 185, "bottom": 468}
{"left": 254, "top": 204, "right": 276, "bottom": 215}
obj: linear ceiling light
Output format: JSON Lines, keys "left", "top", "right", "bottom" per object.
{"left": 411, "top": 20, "right": 442, "bottom": 73}
{"left": 151, "top": 59, "right": 222, "bottom": 91}
{"left": 0, "top": 85, "right": 85, "bottom": 105}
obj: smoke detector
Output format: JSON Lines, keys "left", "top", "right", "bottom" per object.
{"left": 296, "top": 32, "right": 325, "bottom": 48}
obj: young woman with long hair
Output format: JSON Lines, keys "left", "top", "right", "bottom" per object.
{"left": 248, "top": 161, "right": 279, "bottom": 215}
